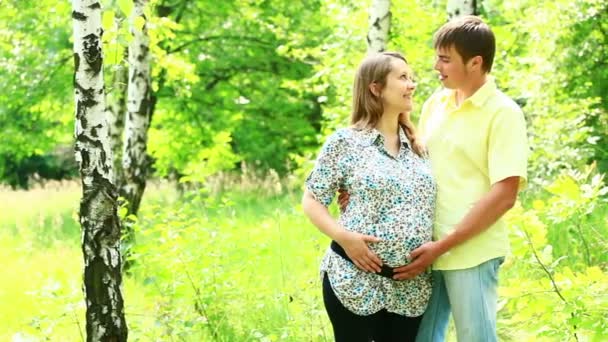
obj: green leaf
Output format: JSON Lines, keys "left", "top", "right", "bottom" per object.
{"left": 134, "top": 16, "right": 145, "bottom": 32}
{"left": 546, "top": 175, "right": 581, "bottom": 201}
{"left": 118, "top": 206, "right": 128, "bottom": 219}
{"left": 104, "top": 42, "right": 125, "bottom": 66}
{"left": 117, "top": 0, "right": 133, "bottom": 17}
{"left": 102, "top": 10, "right": 115, "bottom": 31}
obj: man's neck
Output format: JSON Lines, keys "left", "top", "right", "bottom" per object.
{"left": 455, "top": 73, "right": 488, "bottom": 106}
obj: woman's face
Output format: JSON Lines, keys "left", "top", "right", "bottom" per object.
{"left": 380, "top": 58, "right": 417, "bottom": 113}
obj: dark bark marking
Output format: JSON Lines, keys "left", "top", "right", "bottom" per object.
{"left": 101, "top": 149, "right": 111, "bottom": 175}
{"left": 75, "top": 95, "right": 89, "bottom": 129}
{"left": 80, "top": 148, "right": 91, "bottom": 170}
{"left": 373, "top": 17, "right": 381, "bottom": 30}
{"left": 73, "top": 53, "right": 80, "bottom": 77}
{"left": 149, "top": 94, "right": 157, "bottom": 122}
{"left": 83, "top": 34, "right": 103, "bottom": 76}
{"left": 137, "top": 84, "right": 151, "bottom": 117}
{"left": 72, "top": 11, "right": 87, "bottom": 21}
{"left": 76, "top": 134, "right": 106, "bottom": 159}
{"left": 75, "top": 80, "right": 99, "bottom": 109}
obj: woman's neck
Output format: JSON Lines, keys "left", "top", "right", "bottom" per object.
{"left": 375, "top": 111, "right": 400, "bottom": 138}
{"left": 374, "top": 111, "right": 402, "bottom": 157}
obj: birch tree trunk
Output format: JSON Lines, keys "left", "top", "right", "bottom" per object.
{"left": 121, "top": 0, "right": 152, "bottom": 217}
{"left": 447, "top": 0, "right": 477, "bottom": 19}
{"left": 367, "top": 0, "right": 391, "bottom": 54}
{"left": 71, "top": 0, "right": 128, "bottom": 340}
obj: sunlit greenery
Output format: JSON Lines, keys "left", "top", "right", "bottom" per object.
{"left": 0, "top": 0, "right": 606, "bottom": 340}
{"left": 1, "top": 173, "right": 606, "bottom": 340}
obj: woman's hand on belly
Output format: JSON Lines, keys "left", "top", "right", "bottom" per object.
{"left": 336, "top": 230, "right": 383, "bottom": 273}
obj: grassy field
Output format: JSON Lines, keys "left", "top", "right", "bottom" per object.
{"left": 0, "top": 181, "right": 332, "bottom": 341}
{"left": 1, "top": 175, "right": 606, "bottom": 341}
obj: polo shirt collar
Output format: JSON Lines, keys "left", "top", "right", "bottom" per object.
{"left": 468, "top": 76, "right": 497, "bottom": 107}
{"left": 447, "top": 76, "right": 497, "bottom": 108}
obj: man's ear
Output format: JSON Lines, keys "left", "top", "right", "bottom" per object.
{"left": 470, "top": 55, "right": 483, "bottom": 72}
{"left": 369, "top": 82, "right": 381, "bottom": 97}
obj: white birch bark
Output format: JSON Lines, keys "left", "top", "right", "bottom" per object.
{"left": 367, "top": 0, "right": 391, "bottom": 54}
{"left": 71, "top": 0, "right": 128, "bottom": 340}
{"left": 447, "top": 0, "right": 477, "bottom": 19}
{"left": 121, "top": 0, "right": 152, "bottom": 216}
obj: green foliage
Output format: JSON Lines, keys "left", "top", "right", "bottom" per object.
{"left": 310, "top": 0, "right": 608, "bottom": 189}
{"left": 500, "top": 165, "right": 608, "bottom": 341}
{"left": 0, "top": 1, "right": 74, "bottom": 187}
{"left": 2, "top": 0, "right": 605, "bottom": 189}
{"left": 3, "top": 1, "right": 608, "bottom": 340}
{"left": 127, "top": 187, "right": 330, "bottom": 340}
{"left": 1, "top": 173, "right": 607, "bottom": 340}
{"left": 1, "top": 0, "right": 331, "bottom": 187}
{"left": 484, "top": 0, "right": 608, "bottom": 184}
{"left": 146, "top": 0, "right": 329, "bottom": 178}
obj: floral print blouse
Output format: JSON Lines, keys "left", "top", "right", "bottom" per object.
{"left": 306, "top": 126, "right": 436, "bottom": 317}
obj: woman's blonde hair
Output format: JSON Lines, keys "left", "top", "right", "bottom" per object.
{"left": 351, "top": 51, "right": 424, "bottom": 156}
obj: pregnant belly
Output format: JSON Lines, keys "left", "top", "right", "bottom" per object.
{"left": 369, "top": 235, "right": 426, "bottom": 267}
{"left": 338, "top": 214, "right": 432, "bottom": 267}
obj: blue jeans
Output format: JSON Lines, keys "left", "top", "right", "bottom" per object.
{"left": 415, "top": 257, "right": 505, "bottom": 342}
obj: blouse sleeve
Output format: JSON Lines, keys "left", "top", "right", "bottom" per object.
{"left": 305, "top": 132, "right": 349, "bottom": 207}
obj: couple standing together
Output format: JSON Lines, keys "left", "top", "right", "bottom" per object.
{"left": 303, "top": 16, "right": 528, "bottom": 342}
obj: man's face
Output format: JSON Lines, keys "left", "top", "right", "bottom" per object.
{"left": 434, "top": 46, "right": 469, "bottom": 90}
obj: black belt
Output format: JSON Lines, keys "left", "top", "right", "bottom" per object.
{"left": 330, "top": 240, "right": 396, "bottom": 279}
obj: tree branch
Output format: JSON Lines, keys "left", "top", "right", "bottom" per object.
{"left": 522, "top": 228, "right": 579, "bottom": 341}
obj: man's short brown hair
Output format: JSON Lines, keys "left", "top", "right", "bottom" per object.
{"left": 434, "top": 16, "right": 496, "bottom": 72}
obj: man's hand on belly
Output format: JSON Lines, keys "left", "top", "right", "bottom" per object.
{"left": 392, "top": 241, "right": 444, "bottom": 280}
{"left": 337, "top": 189, "right": 350, "bottom": 212}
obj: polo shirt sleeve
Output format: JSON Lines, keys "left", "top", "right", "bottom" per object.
{"left": 305, "top": 132, "right": 348, "bottom": 206}
{"left": 488, "top": 105, "right": 529, "bottom": 190}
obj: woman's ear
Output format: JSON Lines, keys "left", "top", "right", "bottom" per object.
{"left": 368, "top": 82, "right": 381, "bottom": 97}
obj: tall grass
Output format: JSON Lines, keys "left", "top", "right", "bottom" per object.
{"left": 0, "top": 178, "right": 331, "bottom": 341}
{"left": 0, "top": 181, "right": 82, "bottom": 340}
{"left": 1, "top": 170, "right": 606, "bottom": 341}
{"left": 127, "top": 185, "right": 331, "bottom": 341}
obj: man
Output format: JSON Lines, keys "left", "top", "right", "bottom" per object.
{"left": 396, "top": 16, "right": 529, "bottom": 342}
{"left": 340, "top": 15, "right": 528, "bottom": 341}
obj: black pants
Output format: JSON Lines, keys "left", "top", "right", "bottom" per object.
{"left": 323, "top": 273, "right": 422, "bottom": 342}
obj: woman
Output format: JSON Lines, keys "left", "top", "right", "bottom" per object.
{"left": 301, "top": 52, "right": 436, "bottom": 342}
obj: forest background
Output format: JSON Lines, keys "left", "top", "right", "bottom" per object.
{"left": 0, "top": 0, "right": 606, "bottom": 341}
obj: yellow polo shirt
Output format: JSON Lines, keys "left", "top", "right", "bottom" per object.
{"left": 419, "top": 77, "right": 528, "bottom": 270}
